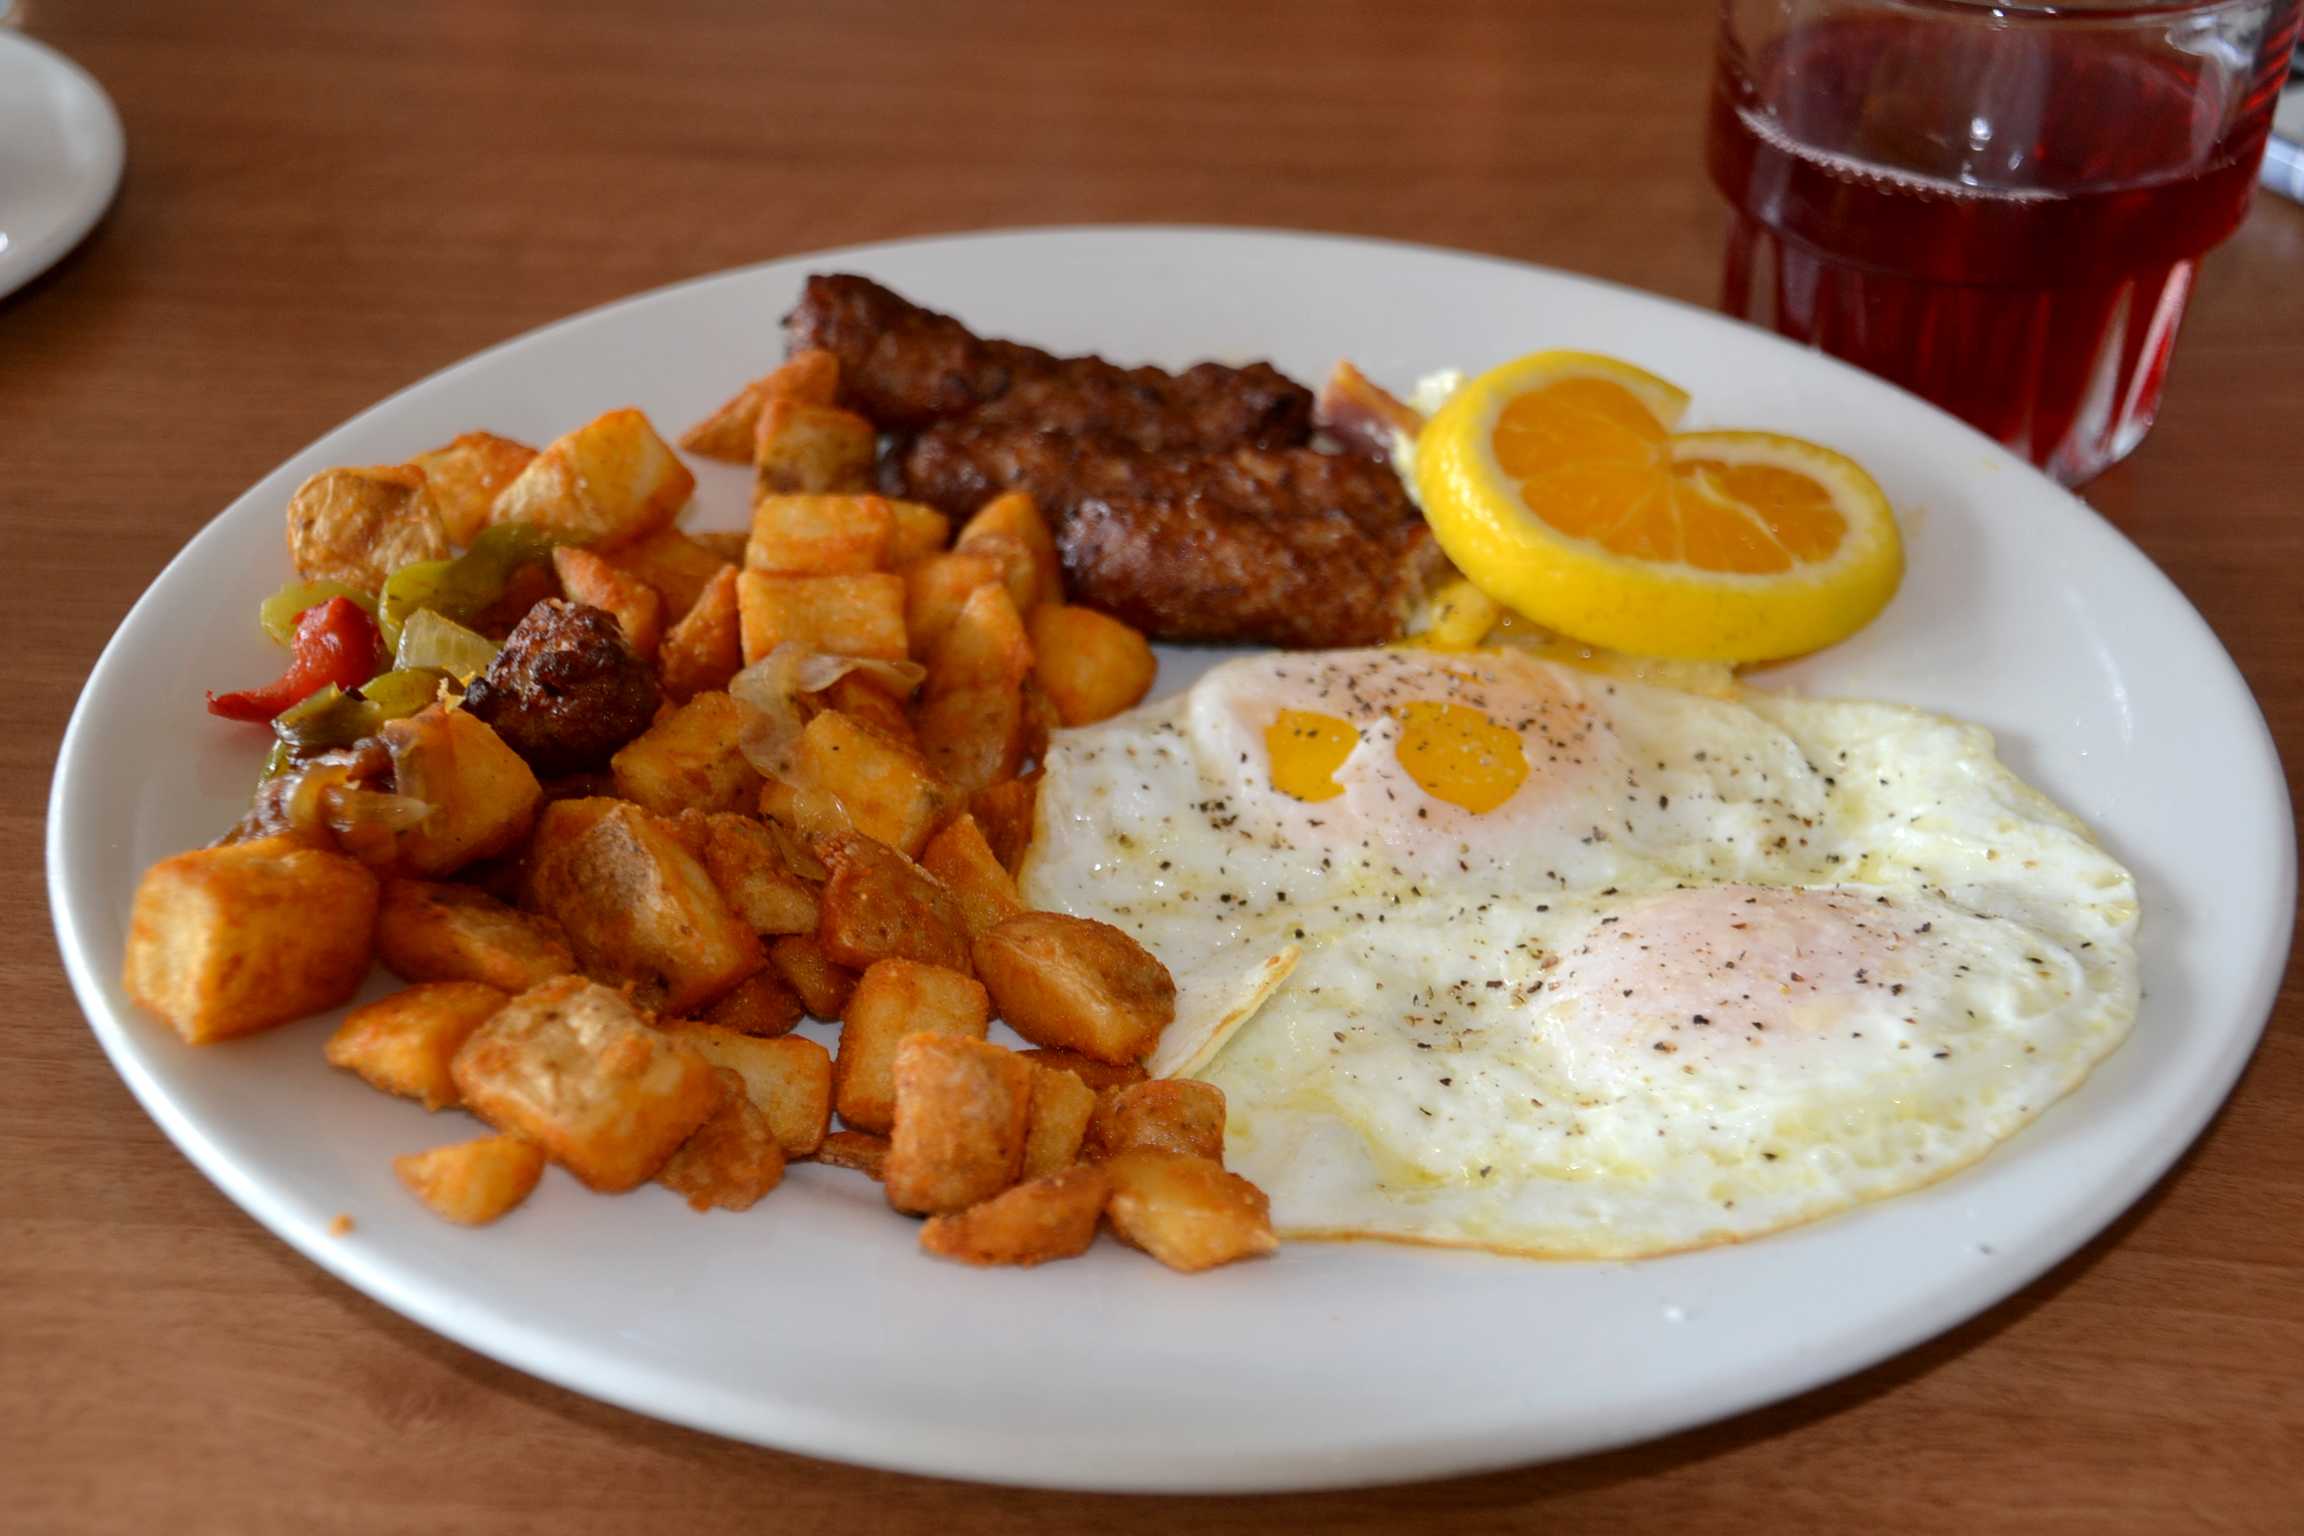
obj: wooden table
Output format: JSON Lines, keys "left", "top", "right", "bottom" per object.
{"left": 7, "top": 2, "right": 2299, "bottom": 1529}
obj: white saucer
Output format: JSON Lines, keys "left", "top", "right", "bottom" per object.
{"left": 0, "top": 31, "right": 125, "bottom": 300}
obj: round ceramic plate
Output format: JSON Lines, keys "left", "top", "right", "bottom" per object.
{"left": 0, "top": 31, "right": 124, "bottom": 300}
{"left": 48, "top": 228, "right": 2293, "bottom": 1493}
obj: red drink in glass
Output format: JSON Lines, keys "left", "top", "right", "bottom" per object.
{"left": 1707, "top": 0, "right": 2299, "bottom": 484}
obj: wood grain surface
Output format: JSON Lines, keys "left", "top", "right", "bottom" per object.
{"left": 5, "top": 2, "right": 2299, "bottom": 1530}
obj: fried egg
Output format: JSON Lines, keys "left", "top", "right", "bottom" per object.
{"left": 1022, "top": 647, "right": 2137, "bottom": 1257}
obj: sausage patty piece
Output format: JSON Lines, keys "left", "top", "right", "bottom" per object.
{"left": 898, "top": 426, "right": 1441, "bottom": 649}
{"left": 785, "top": 273, "right": 1314, "bottom": 452}
{"left": 460, "top": 600, "right": 660, "bottom": 776}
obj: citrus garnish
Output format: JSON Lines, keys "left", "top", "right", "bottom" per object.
{"left": 1414, "top": 351, "right": 1902, "bottom": 661}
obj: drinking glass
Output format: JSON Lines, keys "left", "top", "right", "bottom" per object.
{"left": 1707, "top": 0, "right": 2301, "bottom": 484}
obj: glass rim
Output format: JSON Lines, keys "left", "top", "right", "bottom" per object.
{"left": 1873, "top": 0, "right": 2276, "bottom": 21}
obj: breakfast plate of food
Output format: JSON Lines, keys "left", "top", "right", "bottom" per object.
{"left": 46, "top": 226, "right": 2292, "bottom": 1491}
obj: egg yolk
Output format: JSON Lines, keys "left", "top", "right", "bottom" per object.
{"left": 1266, "top": 709, "right": 1359, "bottom": 802}
{"left": 1392, "top": 701, "right": 1529, "bottom": 813}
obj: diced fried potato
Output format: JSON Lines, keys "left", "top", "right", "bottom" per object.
{"left": 409, "top": 432, "right": 537, "bottom": 548}
{"left": 1027, "top": 605, "right": 1157, "bottom": 727}
{"left": 738, "top": 571, "right": 908, "bottom": 663}
{"left": 969, "top": 777, "right": 1040, "bottom": 876}
{"left": 394, "top": 1133, "right": 546, "bottom": 1226}
{"left": 754, "top": 401, "right": 877, "bottom": 494}
{"left": 690, "top": 530, "right": 748, "bottom": 564}
{"left": 1020, "top": 678, "right": 1059, "bottom": 764}
{"left": 1089, "top": 1079, "right": 1227, "bottom": 1162}
{"left": 815, "top": 672, "right": 915, "bottom": 747}
{"left": 451, "top": 976, "right": 718, "bottom": 1191}
{"left": 927, "top": 581, "right": 1033, "bottom": 692}
{"left": 326, "top": 981, "right": 509, "bottom": 1110}
{"left": 609, "top": 691, "right": 762, "bottom": 817}
{"left": 745, "top": 494, "right": 893, "bottom": 576}
{"left": 604, "top": 527, "right": 731, "bottom": 623}
{"left": 812, "top": 1128, "right": 889, "bottom": 1179}
{"left": 380, "top": 706, "right": 542, "bottom": 877}
{"left": 1019, "top": 1047, "right": 1150, "bottom": 1094}
{"left": 659, "top": 1025, "right": 831, "bottom": 1155}
{"left": 901, "top": 553, "right": 1004, "bottom": 660}
{"left": 949, "top": 530, "right": 1040, "bottom": 618}
{"left": 883, "top": 1033, "right": 1035, "bottom": 1215}
{"left": 657, "top": 1069, "right": 786, "bottom": 1212}
{"left": 284, "top": 464, "right": 447, "bottom": 591}
{"left": 515, "top": 796, "right": 622, "bottom": 909}
{"left": 123, "top": 835, "right": 379, "bottom": 1044}
{"left": 1022, "top": 1063, "right": 1097, "bottom": 1178}
{"left": 816, "top": 831, "right": 973, "bottom": 974}
{"left": 796, "top": 710, "right": 956, "bottom": 858}
{"left": 758, "top": 774, "right": 855, "bottom": 845}
{"left": 833, "top": 958, "right": 988, "bottom": 1135}
{"left": 767, "top": 934, "right": 858, "bottom": 1019}
{"left": 1100, "top": 1150, "right": 1276, "bottom": 1273}
{"left": 700, "top": 969, "right": 806, "bottom": 1039}
{"left": 973, "top": 912, "right": 1175, "bottom": 1065}
{"left": 886, "top": 500, "right": 951, "bottom": 565}
{"left": 377, "top": 878, "right": 573, "bottom": 992}
{"left": 690, "top": 812, "right": 820, "bottom": 936}
{"left": 678, "top": 350, "right": 841, "bottom": 461}
{"left": 552, "top": 545, "right": 664, "bottom": 659}
{"left": 489, "top": 407, "right": 694, "bottom": 550}
{"left": 958, "top": 491, "right": 1063, "bottom": 608}
{"left": 915, "top": 685, "right": 1030, "bottom": 796}
{"left": 659, "top": 565, "right": 742, "bottom": 701}
{"left": 919, "top": 1164, "right": 1109, "bottom": 1266}
{"left": 918, "top": 814, "right": 1024, "bottom": 936}
{"left": 525, "top": 802, "right": 762, "bottom": 1014}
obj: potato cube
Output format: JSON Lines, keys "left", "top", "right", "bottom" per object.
{"left": 883, "top": 1034, "right": 1035, "bottom": 1215}
{"left": 1027, "top": 605, "right": 1157, "bottom": 727}
{"left": 958, "top": 491, "right": 1063, "bottom": 608}
{"left": 123, "top": 835, "right": 380, "bottom": 1045}
{"left": 927, "top": 581, "right": 1033, "bottom": 692}
{"left": 325, "top": 981, "right": 509, "bottom": 1110}
{"left": 285, "top": 464, "right": 448, "bottom": 591}
{"left": 969, "top": 777, "right": 1040, "bottom": 876}
{"left": 948, "top": 531, "right": 1040, "bottom": 619}
{"left": 915, "top": 686, "right": 1030, "bottom": 796}
{"left": 1101, "top": 1151, "right": 1275, "bottom": 1272}
{"left": 758, "top": 775, "right": 854, "bottom": 845}
{"left": 690, "top": 813, "right": 820, "bottom": 936}
{"left": 886, "top": 500, "right": 951, "bottom": 565}
{"left": 699, "top": 969, "right": 806, "bottom": 1039}
{"left": 658, "top": 1069, "right": 786, "bottom": 1212}
{"left": 755, "top": 402, "right": 878, "bottom": 495}
{"left": 409, "top": 432, "right": 538, "bottom": 548}
{"left": 601, "top": 528, "right": 729, "bottom": 625}
{"left": 816, "top": 831, "right": 973, "bottom": 975}
{"left": 833, "top": 958, "right": 988, "bottom": 1135}
{"left": 815, "top": 672, "right": 916, "bottom": 747}
{"left": 745, "top": 494, "right": 893, "bottom": 576}
{"left": 376, "top": 878, "right": 574, "bottom": 992}
{"left": 918, "top": 814, "right": 1024, "bottom": 936}
{"left": 1022, "top": 1063, "right": 1097, "bottom": 1178}
{"left": 919, "top": 1164, "right": 1110, "bottom": 1267}
{"left": 515, "top": 796, "right": 622, "bottom": 909}
{"left": 394, "top": 1134, "right": 546, "bottom": 1226}
{"left": 767, "top": 934, "right": 858, "bottom": 1019}
{"left": 659, "top": 564, "right": 742, "bottom": 701}
{"left": 973, "top": 912, "right": 1175, "bottom": 1065}
{"left": 1089, "top": 1079, "right": 1227, "bottom": 1162}
{"left": 811, "top": 1129, "right": 889, "bottom": 1179}
{"left": 489, "top": 407, "right": 694, "bottom": 550}
{"left": 525, "top": 802, "right": 762, "bottom": 1014}
{"left": 609, "top": 691, "right": 762, "bottom": 817}
{"left": 689, "top": 530, "right": 748, "bottom": 564}
{"left": 380, "top": 706, "right": 543, "bottom": 877}
{"left": 796, "top": 710, "right": 956, "bottom": 857}
{"left": 553, "top": 545, "right": 664, "bottom": 659}
{"left": 659, "top": 1025, "right": 831, "bottom": 1155}
{"left": 1020, "top": 1047, "right": 1151, "bottom": 1094}
{"left": 677, "top": 350, "right": 840, "bottom": 462}
{"left": 901, "top": 552, "right": 1004, "bottom": 660}
{"left": 738, "top": 571, "right": 908, "bottom": 663}
{"left": 450, "top": 975, "right": 718, "bottom": 1192}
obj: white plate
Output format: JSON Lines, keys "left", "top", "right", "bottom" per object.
{"left": 47, "top": 228, "right": 2294, "bottom": 1492}
{"left": 0, "top": 32, "right": 124, "bottom": 301}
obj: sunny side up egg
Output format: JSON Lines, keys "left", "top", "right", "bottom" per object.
{"left": 1021, "top": 648, "right": 2139, "bottom": 1258}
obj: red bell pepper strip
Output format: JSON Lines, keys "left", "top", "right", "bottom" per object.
{"left": 206, "top": 596, "right": 383, "bottom": 722}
